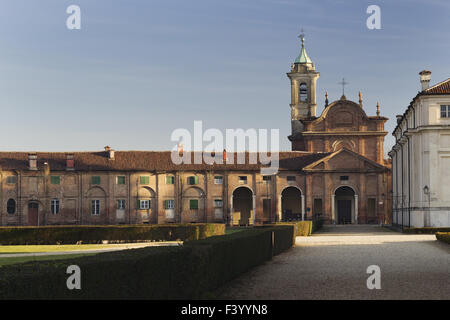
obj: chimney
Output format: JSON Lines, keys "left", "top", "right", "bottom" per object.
{"left": 104, "top": 146, "right": 115, "bottom": 160}
{"left": 177, "top": 143, "right": 183, "bottom": 157}
{"left": 66, "top": 154, "right": 75, "bottom": 171}
{"left": 419, "top": 70, "right": 431, "bottom": 91}
{"left": 396, "top": 115, "right": 403, "bottom": 124}
{"left": 223, "top": 149, "right": 227, "bottom": 162}
{"left": 28, "top": 153, "right": 37, "bottom": 170}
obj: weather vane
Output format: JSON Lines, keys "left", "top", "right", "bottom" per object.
{"left": 298, "top": 28, "right": 305, "bottom": 44}
{"left": 338, "top": 78, "right": 348, "bottom": 96}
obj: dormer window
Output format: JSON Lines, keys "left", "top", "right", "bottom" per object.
{"left": 299, "top": 83, "right": 307, "bottom": 102}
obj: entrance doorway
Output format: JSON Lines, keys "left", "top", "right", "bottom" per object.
{"left": 232, "top": 187, "right": 253, "bottom": 225}
{"left": 281, "top": 187, "right": 302, "bottom": 221}
{"left": 335, "top": 186, "right": 355, "bottom": 224}
{"left": 28, "top": 203, "right": 39, "bottom": 226}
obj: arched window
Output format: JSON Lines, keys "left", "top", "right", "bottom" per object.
{"left": 7, "top": 199, "right": 16, "bottom": 214}
{"left": 299, "top": 83, "right": 307, "bottom": 102}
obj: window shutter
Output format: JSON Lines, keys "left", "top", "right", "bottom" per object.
{"left": 194, "top": 176, "right": 199, "bottom": 184}
{"left": 137, "top": 200, "right": 141, "bottom": 209}
{"left": 164, "top": 200, "right": 168, "bottom": 209}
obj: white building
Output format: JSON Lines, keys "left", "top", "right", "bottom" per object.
{"left": 389, "top": 71, "right": 450, "bottom": 227}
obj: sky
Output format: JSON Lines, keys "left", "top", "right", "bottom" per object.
{"left": 0, "top": 0, "right": 449, "bottom": 153}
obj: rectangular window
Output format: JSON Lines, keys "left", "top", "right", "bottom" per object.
{"left": 117, "top": 199, "right": 126, "bottom": 210}
{"left": 262, "top": 175, "right": 271, "bottom": 182}
{"left": 238, "top": 176, "right": 247, "bottom": 184}
{"left": 189, "top": 199, "right": 199, "bottom": 210}
{"left": 214, "top": 176, "right": 223, "bottom": 184}
{"left": 214, "top": 199, "right": 223, "bottom": 208}
{"left": 187, "top": 176, "right": 199, "bottom": 185}
{"left": 287, "top": 176, "right": 296, "bottom": 182}
{"left": 139, "top": 200, "right": 150, "bottom": 210}
{"left": 92, "top": 200, "right": 100, "bottom": 215}
{"left": 51, "top": 199, "right": 59, "bottom": 214}
{"left": 50, "top": 176, "right": 60, "bottom": 185}
{"left": 164, "top": 199, "right": 175, "bottom": 209}
{"left": 441, "top": 105, "right": 450, "bottom": 118}
{"left": 340, "top": 176, "right": 349, "bottom": 181}
{"left": 6, "top": 176, "right": 17, "bottom": 184}
{"left": 165, "top": 175, "right": 175, "bottom": 184}
{"left": 140, "top": 176, "right": 150, "bottom": 185}
{"left": 92, "top": 176, "right": 101, "bottom": 185}
{"left": 116, "top": 176, "right": 125, "bottom": 185}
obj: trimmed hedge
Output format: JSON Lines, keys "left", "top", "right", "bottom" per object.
{"left": 436, "top": 232, "right": 450, "bottom": 244}
{"left": 402, "top": 227, "right": 450, "bottom": 234}
{"left": 276, "top": 221, "right": 312, "bottom": 236}
{"left": 0, "top": 225, "right": 294, "bottom": 299}
{"left": 0, "top": 224, "right": 225, "bottom": 245}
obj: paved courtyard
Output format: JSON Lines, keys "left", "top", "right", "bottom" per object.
{"left": 217, "top": 225, "right": 450, "bottom": 299}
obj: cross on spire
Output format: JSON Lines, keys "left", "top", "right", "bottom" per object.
{"left": 298, "top": 28, "right": 305, "bottom": 46}
{"left": 338, "top": 78, "right": 348, "bottom": 95}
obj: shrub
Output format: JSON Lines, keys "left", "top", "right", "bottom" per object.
{"left": 0, "top": 225, "right": 294, "bottom": 299}
{"left": 436, "top": 232, "right": 450, "bottom": 244}
{"left": 402, "top": 227, "right": 450, "bottom": 234}
{"left": 0, "top": 224, "right": 225, "bottom": 245}
{"left": 275, "top": 221, "right": 312, "bottom": 236}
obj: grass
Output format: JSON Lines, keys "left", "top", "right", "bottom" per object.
{"left": 0, "top": 253, "right": 98, "bottom": 267}
{"left": 0, "top": 244, "right": 117, "bottom": 254}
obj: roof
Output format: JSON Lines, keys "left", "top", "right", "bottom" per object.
{"left": 0, "top": 151, "right": 330, "bottom": 172}
{"left": 294, "top": 36, "right": 313, "bottom": 64}
{"left": 424, "top": 78, "right": 450, "bottom": 94}
{"left": 393, "top": 77, "right": 450, "bottom": 136}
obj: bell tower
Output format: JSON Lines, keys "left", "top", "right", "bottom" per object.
{"left": 287, "top": 32, "right": 320, "bottom": 136}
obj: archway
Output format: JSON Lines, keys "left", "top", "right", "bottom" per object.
{"left": 138, "top": 187, "right": 157, "bottom": 223}
{"left": 281, "top": 187, "right": 303, "bottom": 221}
{"left": 182, "top": 187, "right": 205, "bottom": 223}
{"left": 335, "top": 186, "right": 355, "bottom": 224}
{"left": 232, "top": 187, "right": 253, "bottom": 225}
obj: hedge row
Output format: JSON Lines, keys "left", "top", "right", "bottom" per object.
{"left": 276, "top": 221, "right": 313, "bottom": 236}
{"left": 435, "top": 232, "right": 450, "bottom": 244}
{"left": 0, "top": 224, "right": 225, "bottom": 245}
{"left": 402, "top": 227, "right": 450, "bottom": 234}
{"left": 0, "top": 225, "right": 295, "bottom": 299}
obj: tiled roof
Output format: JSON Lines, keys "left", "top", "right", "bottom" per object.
{"left": 0, "top": 151, "right": 330, "bottom": 172}
{"left": 424, "top": 78, "right": 450, "bottom": 94}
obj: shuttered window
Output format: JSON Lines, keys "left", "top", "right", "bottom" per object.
{"left": 51, "top": 176, "right": 60, "bottom": 185}
{"left": 140, "top": 176, "right": 150, "bottom": 185}
{"left": 187, "top": 176, "right": 199, "bottom": 185}
{"left": 116, "top": 176, "right": 125, "bottom": 185}
{"left": 92, "top": 176, "right": 101, "bottom": 185}
{"left": 6, "top": 176, "right": 17, "bottom": 184}
{"left": 164, "top": 200, "right": 175, "bottom": 209}
{"left": 166, "top": 175, "right": 175, "bottom": 184}
{"left": 189, "top": 199, "right": 199, "bottom": 210}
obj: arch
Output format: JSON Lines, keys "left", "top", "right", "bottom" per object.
{"left": 232, "top": 186, "right": 253, "bottom": 226}
{"left": 281, "top": 186, "right": 303, "bottom": 221}
{"left": 85, "top": 186, "right": 107, "bottom": 198}
{"left": 183, "top": 186, "right": 205, "bottom": 197}
{"left": 332, "top": 139, "right": 356, "bottom": 152}
{"left": 6, "top": 199, "right": 16, "bottom": 214}
{"left": 299, "top": 83, "right": 308, "bottom": 102}
{"left": 334, "top": 186, "right": 356, "bottom": 224}
{"left": 138, "top": 186, "right": 156, "bottom": 198}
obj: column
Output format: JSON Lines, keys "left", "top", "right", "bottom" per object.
{"left": 229, "top": 195, "right": 233, "bottom": 225}
{"left": 301, "top": 194, "right": 305, "bottom": 221}
{"left": 277, "top": 194, "right": 282, "bottom": 222}
{"left": 252, "top": 195, "right": 256, "bottom": 225}
{"left": 354, "top": 195, "right": 359, "bottom": 224}
{"left": 331, "top": 195, "right": 335, "bottom": 223}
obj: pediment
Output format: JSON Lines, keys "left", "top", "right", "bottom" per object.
{"left": 303, "top": 148, "right": 386, "bottom": 171}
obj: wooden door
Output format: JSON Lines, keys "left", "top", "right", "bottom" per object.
{"left": 28, "top": 203, "right": 39, "bottom": 226}
{"left": 337, "top": 200, "right": 351, "bottom": 224}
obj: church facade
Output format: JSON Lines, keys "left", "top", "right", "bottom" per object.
{"left": 0, "top": 36, "right": 391, "bottom": 226}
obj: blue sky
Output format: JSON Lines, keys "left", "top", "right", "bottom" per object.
{"left": 0, "top": 0, "right": 449, "bottom": 152}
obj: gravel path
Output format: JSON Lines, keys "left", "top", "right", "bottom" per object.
{"left": 217, "top": 225, "right": 450, "bottom": 300}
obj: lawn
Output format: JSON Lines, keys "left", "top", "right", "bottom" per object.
{"left": 0, "top": 252, "right": 98, "bottom": 267}
{"left": 0, "top": 244, "right": 117, "bottom": 254}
